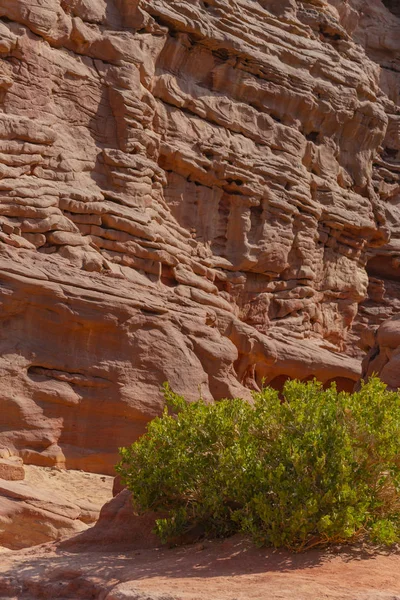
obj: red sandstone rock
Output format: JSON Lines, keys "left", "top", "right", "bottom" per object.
{"left": 0, "top": 479, "right": 87, "bottom": 549}
{"left": 113, "top": 474, "right": 125, "bottom": 497}
{"left": 0, "top": 0, "right": 397, "bottom": 473}
{"left": 0, "top": 457, "right": 24, "bottom": 481}
{"left": 0, "top": 465, "right": 113, "bottom": 549}
{"left": 61, "top": 489, "right": 160, "bottom": 551}
{"left": 342, "top": 0, "right": 400, "bottom": 357}
{"left": 361, "top": 315, "right": 400, "bottom": 389}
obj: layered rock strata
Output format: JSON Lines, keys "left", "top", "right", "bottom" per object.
{"left": 0, "top": 0, "right": 398, "bottom": 472}
{"left": 339, "top": 0, "right": 400, "bottom": 357}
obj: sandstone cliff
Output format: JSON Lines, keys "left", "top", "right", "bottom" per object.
{"left": 343, "top": 0, "right": 400, "bottom": 357}
{"left": 0, "top": 0, "right": 398, "bottom": 473}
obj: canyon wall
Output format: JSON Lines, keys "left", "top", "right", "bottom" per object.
{"left": 341, "top": 0, "right": 400, "bottom": 357}
{"left": 0, "top": 0, "right": 398, "bottom": 473}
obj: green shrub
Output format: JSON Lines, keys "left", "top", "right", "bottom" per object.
{"left": 116, "top": 378, "right": 400, "bottom": 551}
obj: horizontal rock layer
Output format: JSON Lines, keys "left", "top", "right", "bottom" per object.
{"left": 0, "top": 0, "right": 398, "bottom": 472}
{"left": 343, "top": 0, "right": 400, "bottom": 356}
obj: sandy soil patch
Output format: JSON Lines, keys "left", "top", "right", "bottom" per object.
{"left": 23, "top": 465, "right": 114, "bottom": 512}
{"left": 0, "top": 536, "right": 399, "bottom": 599}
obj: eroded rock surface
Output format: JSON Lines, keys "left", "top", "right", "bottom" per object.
{"left": 60, "top": 488, "right": 160, "bottom": 552}
{"left": 361, "top": 315, "right": 400, "bottom": 390}
{"left": 342, "top": 0, "right": 400, "bottom": 357}
{"left": 0, "top": 465, "right": 113, "bottom": 549}
{"left": 0, "top": 457, "right": 24, "bottom": 481}
{"left": 0, "top": 0, "right": 398, "bottom": 472}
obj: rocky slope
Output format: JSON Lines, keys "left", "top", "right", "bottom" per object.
{"left": 0, "top": 0, "right": 398, "bottom": 473}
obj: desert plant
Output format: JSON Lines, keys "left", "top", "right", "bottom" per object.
{"left": 116, "top": 378, "right": 400, "bottom": 550}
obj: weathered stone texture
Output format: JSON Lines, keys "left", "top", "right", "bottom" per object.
{"left": 0, "top": 457, "right": 24, "bottom": 481}
{"left": 341, "top": 0, "right": 400, "bottom": 357}
{"left": 0, "top": 0, "right": 398, "bottom": 472}
{"left": 0, "top": 465, "right": 113, "bottom": 549}
{"left": 361, "top": 315, "right": 400, "bottom": 390}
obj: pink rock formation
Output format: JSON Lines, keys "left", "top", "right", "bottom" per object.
{"left": 0, "top": 465, "right": 113, "bottom": 549}
{"left": 0, "top": 0, "right": 397, "bottom": 472}
{"left": 60, "top": 489, "right": 160, "bottom": 552}
{"left": 361, "top": 315, "right": 400, "bottom": 389}
{"left": 0, "top": 478, "right": 88, "bottom": 549}
{"left": 342, "top": 0, "right": 400, "bottom": 356}
{"left": 0, "top": 457, "right": 24, "bottom": 481}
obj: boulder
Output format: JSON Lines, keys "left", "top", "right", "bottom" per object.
{"left": 0, "top": 479, "right": 86, "bottom": 549}
{"left": 0, "top": 466, "right": 113, "bottom": 549}
{"left": 361, "top": 316, "right": 400, "bottom": 390}
{"left": 60, "top": 489, "right": 160, "bottom": 552}
{"left": 0, "top": 458, "right": 24, "bottom": 481}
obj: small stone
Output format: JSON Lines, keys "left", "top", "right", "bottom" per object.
{"left": 194, "top": 543, "right": 205, "bottom": 551}
{"left": 0, "top": 447, "right": 11, "bottom": 459}
{"left": 1, "top": 222, "right": 14, "bottom": 234}
{"left": 0, "top": 458, "right": 25, "bottom": 481}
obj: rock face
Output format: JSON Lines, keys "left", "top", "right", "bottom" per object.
{"left": 361, "top": 316, "right": 400, "bottom": 390}
{"left": 0, "top": 0, "right": 398, "bottom": 473}
{"left": 342, "top": 0, "right": 400, "bottom": 357}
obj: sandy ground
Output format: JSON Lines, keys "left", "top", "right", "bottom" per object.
{"left": 23, "top": 465, "right": 114, "bottom": 510}
{"left": 1, "top": 536, "right": 399, "bottom": 599}
{"left": 1, "top": 469, "right": 399, "bottom": 599}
